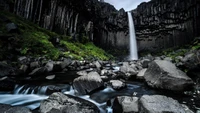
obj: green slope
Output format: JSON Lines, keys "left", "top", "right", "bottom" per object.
{"left": 0, "top": 11, "right": 113, "bottom": 60}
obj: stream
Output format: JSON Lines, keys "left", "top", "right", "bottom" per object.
{"left": 0, "top": 80, "right": 199, "bottom": 113}
{"left": 0, "top": 65, "right": 200, "bottom": 113}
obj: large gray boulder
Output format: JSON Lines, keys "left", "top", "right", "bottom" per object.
{"left": 40, "top": 92, "right": 99, "bottom": 113}
{"left": 139, "top": 95, "right": 193, "bottom": 113}
{"left": 73, "top": 71, "right": 103, "bottom": 95}
{"left": 113, "top": 96, "right": 139, "bottom": 113}
{"left": 144, "top": 60, "right": 194, "bottom": 91}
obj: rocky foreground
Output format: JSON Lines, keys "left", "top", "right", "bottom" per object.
{"left": 0, "top": 50, "right": 200, "bottom": 113}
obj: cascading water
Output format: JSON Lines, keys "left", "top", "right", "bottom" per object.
{"left": 127, "top": 12, "right": 138, "bottom": 60}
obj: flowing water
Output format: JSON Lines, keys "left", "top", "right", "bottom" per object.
{"left": 0, "top": 68, "right": 199, "bottom": 112}
{"left": 0, "top": 82, "right": 160, "bottom": 113}
{"left": 127, "top": 12, "right": 138, "bottom": 60}
{"left": 0, "top": 81, "right": 199, "bottom": 112}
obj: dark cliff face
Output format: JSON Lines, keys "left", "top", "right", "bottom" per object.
{"left": 133, "top": 0, "right": 200, "bottom": 52}
{"left": 0, "top": 0, "right": 129, "bottom": 51}
{"left": 1, "top": 0, "right": 199, "bottom": 54}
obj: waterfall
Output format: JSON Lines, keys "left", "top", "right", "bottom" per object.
{"left": 127, "top": 12, "right": 138, "bottom": 60}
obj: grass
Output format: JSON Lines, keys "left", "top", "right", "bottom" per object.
{"left": 0, "top": 10, "right": 113, "bottom": 60}
{"left": 158, "top": 38, "right": 200, "bottom": 62}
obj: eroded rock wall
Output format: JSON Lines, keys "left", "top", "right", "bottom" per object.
{"left": 133, "top": 0, "right": 200, "bottom": 52}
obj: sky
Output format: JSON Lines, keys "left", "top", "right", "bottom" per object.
{"left": 104, "top": 0, "right": 151, "bottom": 11}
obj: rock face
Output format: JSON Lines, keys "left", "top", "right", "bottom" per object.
{"left": 139, "top": 95, "right": 193, "bottom": 113}
{"left": 40, "top": 92, "right": 99, "bottom": 113}
{"left": 73, "top": 71, "right": 103, "bottom": 95}
{"left": 1, "top": 0, "right": 199, "bottom": 52}
{"left": 144, "top": 60, "right": 194, "bottom": 91}
{"left": 133, "top": 0, "right": 200, "bottom": 52}
{"left": 0, "top": 0, "right": 129, "bottom": 51}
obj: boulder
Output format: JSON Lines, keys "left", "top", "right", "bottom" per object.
{"left": 40, "top": 92, "right": 99, "bottom": 113}
{"left": 94, "top": 61, "right": 102, "bottom": 70}
{"left": 141, "top": 59, "right": 151, "bottom": 68}
{"left": 45, "top": 61, "right": 54, "bottom": 72}
{"left": 61, "top": 58, "right": 72, "bottom": 69}
{"left": 76, "top": 70, "right": 88, "bottom": 76}
{"left": 73, "top": 71, "right": 103, "bottom": 95}
{"left": 182, "top": 51, "right": 200, "bottom": 69}
{"left": 108, "top": 80, "right": 125, "bottom": 90}
{"left": 137, "top": 68, "right": 147, "bottom": 80}
{"left": 139, "top": 95, "right": 193, "bottom": 113}
{"left": 28, "top": 67, "right": 48, "bottom": 77}
{"left": 144, "top": 60, "right": 194, "bottom": 91}
{"left": 120, "top": 62, "right": 137, "bottom": 76}
{"left": 0, "top": 104, "right": 32, "bottom": 113}
{"left": 30, "top": 61, "right": 40, "bottom": 70}
{"left": 113, "top": 96, "right": 139, "bottom": 113}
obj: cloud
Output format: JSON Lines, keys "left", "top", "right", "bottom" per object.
{"left": 104, "top": 0, "right": 150, "bottom": 11}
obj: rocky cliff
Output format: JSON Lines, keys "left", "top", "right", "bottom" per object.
{"left": 0, "top": 0, "right": 129, "bottom": 51}
{"left": 1, "top": 0, "right": 199, "bottom": 54}
{"left": 133, "top": 0, "right": 200, "bottom": 52}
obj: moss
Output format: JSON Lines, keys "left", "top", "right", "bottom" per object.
{"left": 0, "top": 10, "right": 113, "bottom": 60}
{"left": 60, "top": 41, "right": 113, "bottom": 60}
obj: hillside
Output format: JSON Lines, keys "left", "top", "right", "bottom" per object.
{"left": 0, "top": 10, "right": 113, "bottom": 61}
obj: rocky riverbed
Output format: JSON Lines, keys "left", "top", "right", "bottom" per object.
{"left": 0, "top": 51, "right": 200, "bottom": 113}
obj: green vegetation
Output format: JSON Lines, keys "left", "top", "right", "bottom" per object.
{"left": 0, "top": 11, "right": 113, "bottom": 60}
{"left": 159, "top": 38, "right": 200, "bottom": 61}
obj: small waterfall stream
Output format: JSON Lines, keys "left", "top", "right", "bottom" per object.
{"left": 128, "top": 12, "right": 138, "bottom": 60}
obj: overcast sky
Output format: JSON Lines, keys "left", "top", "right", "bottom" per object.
{"left": 104, "top": 0, "right": 150, "bottom": 11}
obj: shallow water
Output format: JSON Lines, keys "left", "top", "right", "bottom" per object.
{"left": 0, "top": 81, "right": 199, "bottom": 113}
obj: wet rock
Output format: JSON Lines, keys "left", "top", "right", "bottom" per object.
{"left": 28, "top": 67, "right": 48, "bottom": 77}
{"left": 46, "top": 75, "right": 55, "bottom": 80}
{"left": 76, "top": 70, "right": 87, "bottom": 76}
{"left": 0, "top": 62, "right": 18, "bottom": 77}
{"left": 61, "top": 58, "right": 72, "bottom": 69}
{"left": 139, "top": 95, "right": 193, "bottom": 113}
{"left": 144, "top": 60, "right": 194, "bottom": 91}
{"left": 73, "top": 71, "right": 103, "bottom": 95}
{"left": 6, "top": 23, "right": 18, "bottom": 33}
{"left": 113, "top": 96, "right": 139, "bottom": 113}
{"left": 108, "top": 80, "right": 125, "bottom": 90}
{"left": 120, "top": 62, "right": 137, "bottom": 76}
{"left": 45, "top": 62, "right": 54, "bottom": 72}
{"left": 141, "top": 59, "right": 151, "bottom": 68}
{"left": 30, "top": 61, "right": 40, "bottom": 70}
{"left": 19, "top": 64, "right": 29, "bottom": 73}
{"left": 18, "top": 56, "right": 29, "bottom": 64}
{"left": 101, "top": 76, "right": 109, "bottom": 81}
{"left": 164, "top": 57, "right": 173, "bottom": 62}
{"left": 137, "top": 68, "right": 147, "bottom": 80}
{"left": 0, "top": 104, "right": 32, "bottom": 113}
{"left": 182, "top": 52, "right": 200, "bottom": 69}
{"left": 94, "top": 61, "right": 102, "bottom": 70}
{"left": 40, "top": 92, "right": 99, "bottom": 113}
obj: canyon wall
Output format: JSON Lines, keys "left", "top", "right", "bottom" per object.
{"left": 1, "top": 0, "right": 200, "bottom": 53}
{"left": 133, "top": 0, "right": 200, "bottom": 52}
{"left": 0, "top": 0, "right": 129, "bottom": 51}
